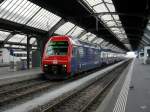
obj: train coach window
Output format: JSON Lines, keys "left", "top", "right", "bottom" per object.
{"left": 79, "top": 47, "right": 84, "bottom": 57}
{"left": 46, "top": 41, "right": 68, "bottom": 56}
{"left": 147, "top": 49, "right": 150, "bottom": 57}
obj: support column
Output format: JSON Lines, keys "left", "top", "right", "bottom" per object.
{"left": 0, "top": 41, "right": 3, "bottom": 48}
{"left": 37, "top": 37, "right": 48, "bottom": 56}
{"left": 27, "top": 36, "right": 31, "bottom": 69}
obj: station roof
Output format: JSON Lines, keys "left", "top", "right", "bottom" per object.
{"left": 0, "top": 0, "right": 149, "bottom": 51}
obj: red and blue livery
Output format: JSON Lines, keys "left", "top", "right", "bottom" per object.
{"left": 42, "top": 35, "right": 124, "bottom": 79}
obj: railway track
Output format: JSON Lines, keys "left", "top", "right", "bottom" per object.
{"left": 0, "top": 61, "right": 129, "bottom": 112}
{"left": 0, "top": 79, "right": 66, "bottom": 111}
{"left": 0, "top": 65, "right": 106, "bottom": 111}
{"left": 41, "top": 62, "right": 129, "bottom": 112}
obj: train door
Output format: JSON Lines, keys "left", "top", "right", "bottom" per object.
{"left": 144, "top": 46, "right": 150, "bottom": 64}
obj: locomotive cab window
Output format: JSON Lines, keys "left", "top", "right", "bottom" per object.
{"left": 46, "top": 41, "right": 68, "bottom": 56}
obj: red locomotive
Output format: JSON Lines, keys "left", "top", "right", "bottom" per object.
{"left": 42, "top": 36, "right": 72, "bottom": 79}
{"left": 42, "top": 35, "right": 124, "bottom": 79}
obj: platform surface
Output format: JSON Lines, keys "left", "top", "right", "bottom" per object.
{"left": 0, "top": 66, "right": 10, "bottom": 75}
{"left": 0, "top": 67, "right": 42, "bottom": 86}
{"left": 125, "top": 59, "right": 150, "bottom": 112}
{"left": 0, "top": 67, "right": 42, "bottom": 78}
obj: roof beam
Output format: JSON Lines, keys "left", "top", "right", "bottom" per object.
{"left": 76, "top": 30, "right": 86, "bottom": 38}
{"left": 48, "top": 19, "right": 66, "bottom": 36}
{"left": 3, "top": 33, "right": 15, "bottom": 44}
{"left": 0, "top": 41, "right": 36, "bottom": 47}
{"left": 4, "top": 46, "right": 26, "bottom": 50}
{"left": 29, "top": 0, "right": 129, "bottom": 51}
{"left": 0, "top": 18, "right": 47, "bottom": 36}
{"left": 78, "top": 31, "right": 87, "bottom": 39}
{"left": 4, "top": 46, "right": 36, "bottom": 50}
{"left": 94, "top": 12, "right": 147, "bottom": 18}
{"left": 143, "top": 35, "right": 150, "bottom": 42}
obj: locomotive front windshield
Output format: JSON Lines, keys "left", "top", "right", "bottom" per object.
{"left": 46, "top": 41, "right": 68, "bottom": 56}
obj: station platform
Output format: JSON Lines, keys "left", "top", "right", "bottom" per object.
{"left": 0, "top": 67, "right": 42, "bottom": 76}
{"left": 0, "top": 66, "right": 10, "bottom": 75}
{"left": 125, "top": 59, "right": 150, "bottom": 112}
{"left": 112, "top": 59, "right": 150, "bottom": 112}
{"left": 0, "top": 68, "right": 42, "bottom": 86}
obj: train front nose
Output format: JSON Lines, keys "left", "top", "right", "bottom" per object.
{"left": 42, "top": 58, "right": 70, "bottom": 78}
{"left": 43, "top": 64, "right": 67, "bottom": 74}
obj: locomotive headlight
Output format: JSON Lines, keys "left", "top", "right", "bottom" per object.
{"left": 62, "top": 64, "right": 66, "bottom": 67}
{"left": 44, "top": 64, "right": 48, "bottom": 67}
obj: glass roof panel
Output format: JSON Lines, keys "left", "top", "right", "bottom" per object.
{"left": 106, "top": 3, "right": 115, "bottom": 12}
{"left": 30, "top": 38, "right": 36, "bottom": 44}
{"left": 111, "top": 28, "right": 120, "bottom": 32}
{"left": 124, "top": 44, "right": 131, "bottom": 49}
{"left": 0, "top": 0, "right": 41, "bottom": 24}
{"left": 83, "top": 0, "right": 103, "bottom": 6}
{"left": 144, "top": 33, "right": 150, "bottom": 40}
{"left": 112, "top": 31, "right": 121, "bottom": 34}
{"left": 55, "top": 22, "right": 75, "bottom": 35}
{"left": 4, "top": 44, "right": 10, "bottom": 47}
{"left": 0, "top": 31, "right": 10, "bottom": 41}
{"left": 20, "top": 36, "right": 27, "bottom": 43}
{"left": 93, "top": 3, "right": 108, "bottom": 13}
{"left": 87, "top": 35, "right": 96, "bottom": 42}
{"left": 27, "top": 8, "right": 61, "bottom": 31}
{"left": 67, "top": 26, "right": 84, "bottom": 37}
{"left": 93, "top": 38, "right": 99, "bottom": 43}
{"left": 113, "top": 15, "right": 119, "bottom": 21}
{"left": 18, "top": 46, "right": 26, "bottom": 48}
{"left": 147, "top": 25, "right": 150, "bottom": 31}
{"left": 142, "top": 38, "right": 149, "bottom": 44}
{"left": 104, "top": 0, "right": 113, "bottom": 3}
{"left": 32, "top": 47, "right": 37, "bottom": 49}
{"left": 106, "top": 21, "right": 117, "bottom": 27}
{"left": 0, "top": 0, "right": 61, "bottom": 31}
{"left": 8, "top": 34, "right": 26, "bottom": 43}
{"left": 83, "top": 0, "right": 129, "bottom": 46}
{"left": 101, "top": 42, "right": 108, "bottom": 47}
{"left": 97, "top": 38, "right": 103, "bottom": 44}
{"left": 92, "top": 38, "right": 97, "bottom": 43}
{"left": 80, "top": 32, "right": 90, "bottom": 40}
{"left": 101, "top": 14, "right": 113, "bottom": 21}
{"left": 11, "top": 45, "right": 20, "bottom": 48}
{"left": 79, "top": 32, "right": 98, "bottom": 44}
